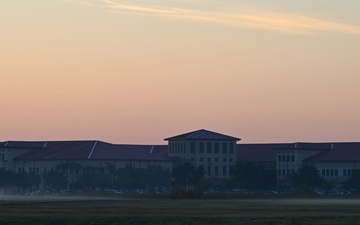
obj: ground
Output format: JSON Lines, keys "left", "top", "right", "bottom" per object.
{"left": 1, "top": 195, "right": 360, "bottom": 225}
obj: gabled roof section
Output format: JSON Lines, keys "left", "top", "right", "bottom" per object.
{"left": 164, "top": 129, "right": 240, "bottom": 141}
{"left": 89, "top": 143, "right": 178, "bottom": 161}
{"left": 1, "top": 141, "right": 47, "bottom": 149}
{"left": 237, "top": 143, "right": 293, "bottom": 162}
{"left": 14, "top": 141, "right": 97, "bottom": 160}
{"left": 304, "top": 142, "right": 360, "bottom": 162}
{"left": 12, "top": 140, "right": 179, "bottom": 162}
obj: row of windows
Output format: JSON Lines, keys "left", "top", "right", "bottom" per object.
{"left": 278, "top": 169, "right": 295, "bottom": 176}
{"left": 278, "top": 155, "right": 295, "bottom": 162}
{"left": 321, "top": 169, "right": 356, "bottom": 177}
{"left": 190, "top": 157, "right": 234, "bottom": 163}
{"left": 169, "top": 142, "right": 186, "bottom": 154}
{"left": 280, "top": 168, "right": 358, "bottom": 177}
{"left": 193, "top": 142, "right": 234, "bottom": 154}
{"left": 169, "top": 142, "right": 235, "bottom": 155}
{"left": 206, "top": 165, "right": 228, "bottom": 176}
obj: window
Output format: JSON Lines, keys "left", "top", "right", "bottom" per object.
{"left": 322, "top": 169, "right": 325, "bottom": 176}
{"left": 215, "top": 158, "right": 218, "bottom": 162}
{"left": 214, "top": 166, "right": 218, "bottom": 176}
{"left": 207, "top": 166, "right": 211, "bottom": 176}
{"left": 199, "top": 142, "right": 204, "bottom": 153}
{"left": 278, "top": 155, "right": 282, "bottom": 162}
{"left": 207, "top": 157, "right": 211, "bottom": 162}
{"left": 191, "top": 157, "right": 194, "bottom": 162}
{"left": 335, "top": 169, "right": 338, "bottom": 176}
{"left": 223, "top": 158, "right": 227, "bottom": 162}
{"left": 223, "top": 166, "right": 227, "bottom": 176}
{"left": 282, "top": 155, "right": 286, "bottom": 162}
{"left": 343, "top": 169, "right": 347, "bottom": 176}
{"left": 229, "top": 143, "right": 234, "bottom": 154}
{"left": 214, "top": 143, "right": 219, "bottom": 154}
{"left": 200, "top": 157, "right": 203, "bottom": 162}
{"left": 286, "top": 155, "right": 290, "bottom": 162}
{"left": 291, "top": 155, "right": 295, "bottom": 162}
{"left": 206, "top": 143, "right": 212, "bottom": 153}
{"left": 222, "top": 143, "right": 228, "bottom": 154}
{"left": 190, "top": 142, "right": 196, "bottom": 153}
{"left": 229, "top": 158, "right": 233, "bottom": 163}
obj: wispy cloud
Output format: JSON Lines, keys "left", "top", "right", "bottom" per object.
{"left": 65, "top": 0, "right": 360, "bottom": 34}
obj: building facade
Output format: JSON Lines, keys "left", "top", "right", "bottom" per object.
{"left": 1, "top": 129, "right": 360, "bottom": 186}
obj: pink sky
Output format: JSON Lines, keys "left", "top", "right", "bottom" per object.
{"left": 1, "top": 0, "right": 360, "bottom": 144}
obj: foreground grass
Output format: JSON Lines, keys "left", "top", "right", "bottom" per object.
{"left": 1, "top": 196, "right": 360, "bottom": 225}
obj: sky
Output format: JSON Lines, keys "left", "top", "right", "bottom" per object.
{"left": 1, "top": 0, "right": 360, "bottom": 144}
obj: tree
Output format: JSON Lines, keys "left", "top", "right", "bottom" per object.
{"left": 229, "top": 162, "right": 277, "bottom": 190}
{"left": 342, "top": 169, "right": 360, "bottom": 192}
{"left": 292, "top": 164, "right": 323, "bottom": 192}
{"left": 42, "top": 171, "right": 67, "bottom": 192}
{"left": 172, "top": 162, "right": 205, "bottom": 190}
{"left": 0, "top": 170, "right": 16, "bottom": 194}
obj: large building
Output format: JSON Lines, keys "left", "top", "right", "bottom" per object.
{"left": 1, "top": 129, "right": 360, "bottom": 184}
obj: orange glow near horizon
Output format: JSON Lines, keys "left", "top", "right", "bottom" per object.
{"left": 1, "top": 1, "right": 360, "bottom": 144}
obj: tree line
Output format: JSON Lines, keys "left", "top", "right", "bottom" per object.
{"left": 2, "top": 162, "right": 360, "bottom": 195}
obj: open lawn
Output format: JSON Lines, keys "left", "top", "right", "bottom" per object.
{"left": 1, "top": 196, "right": 360, "bottom": 225}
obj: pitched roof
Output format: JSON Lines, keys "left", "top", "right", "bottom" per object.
{"left": 304, "top": 142, "right": 360, "bottom": 162}
{"left": 14, "top": 141, "right": 97, "bottom": 160}
{"left": 13, "top": 141, "right": 179, "bottom": 162}
{"left": 0, "top": 141, "right": 47, "bottom": 149}
{"left": 237, "top": 143, "right": 293, "bottom": 162}
{"left": 164, "top": 129, "right": 240, "bottom": 141}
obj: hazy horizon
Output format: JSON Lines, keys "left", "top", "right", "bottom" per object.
{"left": 1, "top": 0, "right": 360, "bottom": 144}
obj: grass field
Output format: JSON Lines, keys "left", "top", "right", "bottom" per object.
{"left": 1, "top": 195, "right": 360, "bottom": 225}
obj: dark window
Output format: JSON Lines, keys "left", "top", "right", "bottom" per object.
{"left": 207, "top": 166, "right": 211, "bottom": 176}
{"left": 282, "top": 155, "right": 286, "bottom": 162}
{"left": 206, "top": 143, "right": 212, "bottom": 153}
{"left": 215, "top": 158, "right": 218, "bottom": 162}
{"left": 326, "top": 169, "right": 329, "bottom": 176}
{"left": 191, "top": 157, "right": 194, "bottom": 162}
{"left": 278, "top": 155, "right": 281, "bottom": 162}
{"left": 199, "top": 142, "right": 204, "bottom": 153}
{"left": 222, "top": 143, "right": 228, "bottom": 154}
{"left": 207, "top": 158, "right": 211, "bottom": 162}
{"left": 286, "top": 155, "right": 290, "bottom": 162}
{"left": 335, "top": 169, "right": 338, "bottom": 176}
{"left": 214, "top": 143, "right": 219, "bottom": 154}
{"left": 229, "top": 143, "right": 234, "bottom": 154}
{"left": 223, "top": 158, "right": 227, "bottom": 162}
{"left": 190, "top": 142, "right": 196, "bottom": 153}
{"left": 278, "top": 170, "right": 282, "bottom": 176}
{"left": 200, "top": 157, "right": 203, "bottom": 162}
{"left": 223, "top": 166, "right": 227, "bottom": 176}
{"left": 214, "top": 166, "right": 218, "bottom": 176}
{"left": 291, "top": 155, "right": 295, "bottom": 162}
{"left": 330, "top": 169, "right": 334, "bottom": 176}
{"left": 322, "top": 169, "right": 325, "bottom": 176}
{"left": 229, "top": 158, "right": 233, "bottom": 162}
